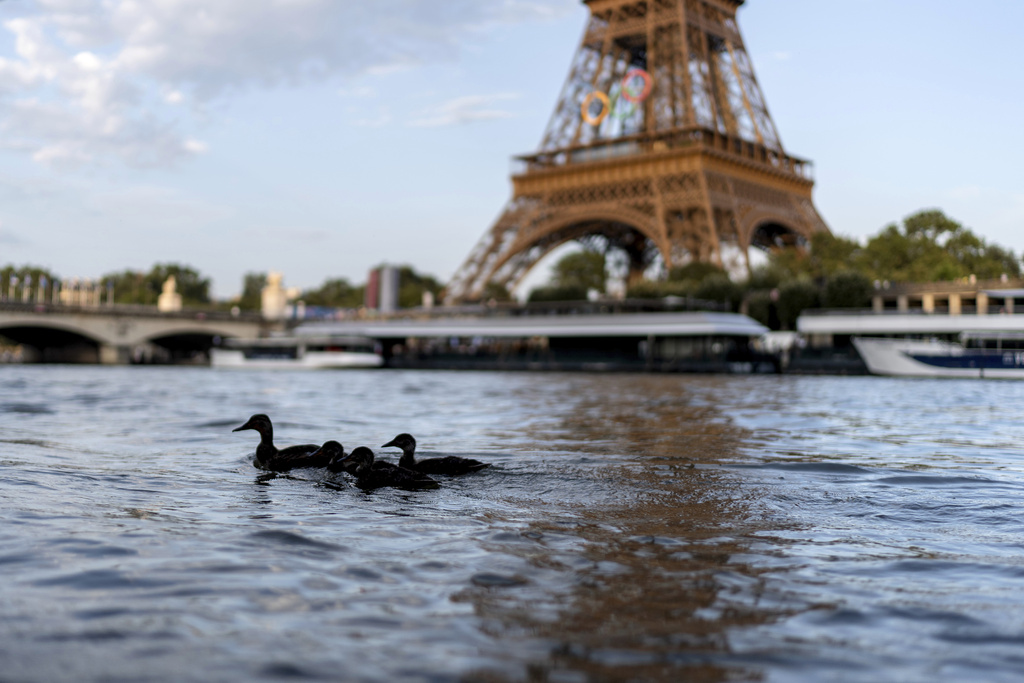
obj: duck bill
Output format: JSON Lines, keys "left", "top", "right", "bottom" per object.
{"left": 381, "top": 438, "right": 398, "bottom": 449}
{"left": 331, "top": 451, "right": 355, "bottom": 465}
{"left": 232, "top": 420, "right": 253, "bottom": 432}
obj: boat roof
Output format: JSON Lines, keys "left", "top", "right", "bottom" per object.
{"left": 222, "top": 335, "right": 375, "bottom": 348}
{"left": 798, "top": 311, "right": 1024, "bottom": 336}
{"left": 296, "top": 311, "right": 767, "bottom": 339}
{"left": 960, "top": 330, "right": 1024, "bottom": 340}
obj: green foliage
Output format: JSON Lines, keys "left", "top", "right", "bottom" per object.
{"left": 667, "top": 262, "right": 726, "bottom": 284}
{"left": 481, "top": 281, "right": 513, "bottom": 303}
{"left": 527, "top": 284, "right": 588, "bottom": 303}
{"left": 625, "top": 280, "right": 692, "bottom": 299}
{"left": 751, "top": 209, "right": 1022, "bottom": 325}
{"left": 823, "top": 270, "right": 873, "bottom": 309}
{"left": 694, "top": 273, "right": 742, "bottom": 311}
{"left": 776, "top": 279, "right": 820, "bottom": 330}
{"left": 745, "top": 264, "right": 788, "bottom": 291}
{"left": 149, "top": 264, "right": 211, "bottom": 305}
{"left": 100, "top": 263, "right": 211, "bottom": 306}
{"left": 301, "top": 277, "right": 364, "bottom": 309}
{"left": 236, "top": 272, "right": 267, "bottom": 311}
{"left": 394, "top": 266, "right": 443, "bottom": 309}
{"left": 853, "top": 209, "right": 1020, "bottom": 282}
{"left": 102, "top": 269, "right": 148, "bottom": 304}
{"left": 551, "top": 251, "right": 607, "bottom": 292}
{"left": 0, "top": 264, "right": 60, "bottom": 299}
{"left": 744, "top": 290, "right": 776, "bottom": 329}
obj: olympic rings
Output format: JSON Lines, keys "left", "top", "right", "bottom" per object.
{"left": 581, "top": 91, "right": 611, "bottom": 126}
{"left": 580, "top": 68, "right": 653, "bottom": 125}
{"left": 620, "top": 68, "right": 653, "bottom": 103}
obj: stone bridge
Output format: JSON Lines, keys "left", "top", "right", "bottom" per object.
{"left": 0, "top": 302, "right": 268, "bottom": 364}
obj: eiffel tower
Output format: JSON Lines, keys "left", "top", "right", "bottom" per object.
{"left": 445, "top": 0, "right": 829, "bottom": 303}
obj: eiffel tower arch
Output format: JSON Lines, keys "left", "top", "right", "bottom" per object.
{"left": 446, "top": 0, "right": 829, "bottom": 303}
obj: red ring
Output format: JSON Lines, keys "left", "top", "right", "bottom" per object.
{"left": 620, "top": 68, "right": 653, "bottom": 103}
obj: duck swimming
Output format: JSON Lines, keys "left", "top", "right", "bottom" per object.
{"left": 381, "top": 433, "right": 489, "bottom": 475}
{"left": 330, "top": 446, "right": 439, "bottom": 491}
{"left": 232, "top": 413, "right": 329, "bottom": 472}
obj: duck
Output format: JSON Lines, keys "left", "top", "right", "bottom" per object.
{"left": 381, "top": 433, "right": 489, "bottom": 475}
{"left": 329, "top": 445, "right": 439, "bottom": 491}
{"left": 232, "top": 413, "right": 329, "bottom": 472}
{"left": 309, "top": 440, "right": 349, "bottom": 475}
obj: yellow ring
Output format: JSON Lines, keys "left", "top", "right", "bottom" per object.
{"left": 581, "top": 91, "right": 610, "bottom": 126}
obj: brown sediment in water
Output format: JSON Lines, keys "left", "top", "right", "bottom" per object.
{"left": 459, "top": 375, "right": 797, "bottom": 682}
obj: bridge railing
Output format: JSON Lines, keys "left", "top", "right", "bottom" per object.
{"left": 0, "top": 300, "right": 263, "bottom": 322}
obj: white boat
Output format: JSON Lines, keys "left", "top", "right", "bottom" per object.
{"left": 852, "top": 333, "right": 1024, "bottom": 378}
{"left": 211, "top": 335, "right": 383, "bottom": 370}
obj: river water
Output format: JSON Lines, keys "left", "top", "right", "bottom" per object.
{"left": 1, "top": 366, "right": 1024, "bottom": 682}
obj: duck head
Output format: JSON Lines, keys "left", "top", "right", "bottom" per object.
{"left": 310, "top": 440, "right": 346, "bottom": 470}
{"left": 234, "top": 413, "right": 272, "bottom": 436}
{"left": 381, "top": 433, "right": 416, "bottom": 454}
{"left": 335, "top": 446, "right": 375, "bottom": 475}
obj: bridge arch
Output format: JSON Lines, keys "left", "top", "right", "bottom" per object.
{"left": 0, "top": 322, "right": 104, "bottom": 363}
{"left": 0, "top": 308, "right": 264, "bottom": 364}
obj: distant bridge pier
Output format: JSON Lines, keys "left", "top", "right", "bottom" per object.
{"left": 99, "top": 343, "right": 128, "bottom": 365}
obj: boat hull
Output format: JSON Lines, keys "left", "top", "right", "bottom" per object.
{"left": 852, "top": 337, "right": 1024, "bottom": 378}
{"left": 210, "top": 349, "right": 383, "bottom": 370}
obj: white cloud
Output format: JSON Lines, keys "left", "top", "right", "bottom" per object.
{"left": 0, "top": 0, "right": 572, "bottom": 168}
{"left": 183, "top": 138, "right": 207, "bottom": 154}
{"left": 408, "top": 93, "right": 520, "bottom": 127}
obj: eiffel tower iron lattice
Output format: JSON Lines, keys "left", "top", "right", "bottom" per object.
{"left": 445, "top": 0, "right": 829, "bottom": 303}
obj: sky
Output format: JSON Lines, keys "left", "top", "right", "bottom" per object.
{"left": 0, "top": 0, "right": 1021, "bottom": 300}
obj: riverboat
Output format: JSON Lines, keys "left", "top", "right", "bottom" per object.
{"left": 851, "top": 332, "right": 1024, "bottom": 378}
{"left": 211, "top": 335, "right": 382, "bottom": 370}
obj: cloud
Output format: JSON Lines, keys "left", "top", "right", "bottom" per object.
{"left": 408, "top": 93, "right": 520, "bottom": 127}
{"left": 0, "top": 0, "right": 573, "bottom": 168}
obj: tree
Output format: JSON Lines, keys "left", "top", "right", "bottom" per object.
{"left": 667, "top": 261, "right": 726, "bottom": 284}
{"left": 858, "top": 209, "right": 1020, "bottom": 282}
{"left": 148, "top": 263, "right": 211, "bottom": 305}
{"left": 101, "top": 263, "right": 211, "bottom": 306}
{"left": 481, "top": 281, "right": 513, "bottom": 303}
{"left": 823, "top": 270, "right": 873, "bottom": 309}
{"left": 102, "top": 269, "right": 150, "bottom": 304}
{"left": 527, "top": 284, "right": 588, "bottom": 303}
{"left": 776, "top": 279, "right": 820, "bottom": 330}
{"left": 625, "top": 280, "right": 691, "bottom": 299}
{"left": 551, "top": 251, "right": 607, "bottom": 292}
{"left": 302, "top": 277, "right": 364, "bottom": 309}
{"left": 237, "top": 272, "right": 267, "bottom": 311}
{"left": 694, "top": 273, "right": 742, "bottom": 311}
{"left": 0, "top": 264, "right": 59, "bottom": 301}
{"left": 395, "top": 266, "right": 443, "bottom": 309}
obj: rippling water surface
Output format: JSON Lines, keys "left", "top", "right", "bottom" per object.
{"left": 2, "top": 366, "right": 1024, "bottom": 682}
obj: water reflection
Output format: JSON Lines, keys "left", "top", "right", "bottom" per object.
{"left": 460, "top": 375, "right": 787, "bottom": 682}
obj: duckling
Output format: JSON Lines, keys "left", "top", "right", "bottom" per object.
{"left": 381, "top": 433, "right": 489, "bottom": 475}
{"left": 232, "top": 413, "right": 328, "bottom": 472}
{"left": 332, "top": 446, "right": 439, "bottom": 491}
